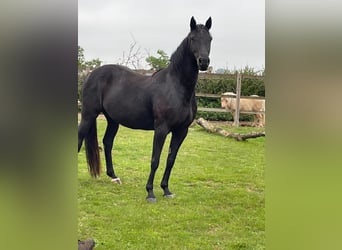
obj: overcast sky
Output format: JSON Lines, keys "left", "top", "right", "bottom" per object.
{"left": 78, "top": 0, "right": 264, "bottom": 71}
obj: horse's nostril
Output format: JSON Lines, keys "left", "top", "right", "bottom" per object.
{"left": 199, "top": 58, "right": 209, "bottom": 65}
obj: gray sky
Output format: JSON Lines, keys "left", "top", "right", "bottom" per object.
{"left": 78, "top": 0, "right": 264, "bottom": 72}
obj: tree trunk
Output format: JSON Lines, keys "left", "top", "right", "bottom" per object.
{"left": 196, "top": 118, "right": 265, "bottom": 141}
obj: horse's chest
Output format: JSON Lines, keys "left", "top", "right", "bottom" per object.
{"left": 165, "top": 101, "right": 195, "bottom": 128}
{"left": 152, "top": 85, "right": 196, "bottom": 128}
{"left": 176, "top": 104, "right": 193, "bottom": 120}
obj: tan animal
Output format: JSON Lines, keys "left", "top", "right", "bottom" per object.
{"left": 221, "top": 92, "right": 265, "bottom": 127}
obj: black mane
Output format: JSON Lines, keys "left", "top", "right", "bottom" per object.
{"left": 169, "top": 37, "right": 193, "bottom": 72}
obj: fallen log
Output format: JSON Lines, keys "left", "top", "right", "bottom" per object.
{"left": 196, "top": 118, "right": 265, "bottom": 141}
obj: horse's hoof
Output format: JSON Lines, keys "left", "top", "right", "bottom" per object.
{"left": 111, "top": 178, "right": 122, "bottom": 184}
{"left": 163, "top": 193, "right": 175, "bottom": 198}
{"left": 146, "top": 197, "right": 157, "bottom": 203}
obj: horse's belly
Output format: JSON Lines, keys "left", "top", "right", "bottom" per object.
{"left": 120, "top": 117, "right": 154, "bottom": 130}
{"left": 106, "top": 107, "right": 155, "bottom": 130}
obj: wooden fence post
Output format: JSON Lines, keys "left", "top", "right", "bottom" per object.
{"left": 235, "top": 73, "right": 242, "bottom": 127}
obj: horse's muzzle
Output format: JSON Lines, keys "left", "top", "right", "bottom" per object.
{"left": 198, "top": 57, "right": 210, "bottom": 71}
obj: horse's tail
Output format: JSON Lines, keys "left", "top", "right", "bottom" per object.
{"left": 84, "top": 120, "right": 101, "bottom": 177}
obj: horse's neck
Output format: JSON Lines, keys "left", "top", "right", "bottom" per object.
{"left": 169, "top": 40, "right": 198, "bottom": 90}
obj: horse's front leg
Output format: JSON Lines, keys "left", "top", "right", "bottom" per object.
{"left": 146, "top": 127, "right": 168, "bottom": 202}
{"left": 161, "top": 127, "right": 189, "bottom": 198}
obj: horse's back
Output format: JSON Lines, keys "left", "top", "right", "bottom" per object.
{"left": 85, "top": 64, "right": 147, "bottom": 87}
{"left": 81, "top": 65, "right": 150, "bottom": 120}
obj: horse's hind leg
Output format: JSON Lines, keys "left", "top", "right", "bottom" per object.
{"left": 103, "top": 117, "right": 121, "bottom": 184}
{"left": 161, "top": 127, "right": 188, "bottom": 198}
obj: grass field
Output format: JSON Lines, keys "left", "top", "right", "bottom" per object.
{"left": 78, "top": 118, "right": 265, "bottom": 249}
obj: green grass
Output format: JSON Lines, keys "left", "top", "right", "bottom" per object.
{"left": 78, "top": 118, "right": 265, "bottom": 249}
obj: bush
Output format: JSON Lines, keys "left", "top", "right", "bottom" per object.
{"left": 196, "top": 77, "right": 236, "bottom": 94}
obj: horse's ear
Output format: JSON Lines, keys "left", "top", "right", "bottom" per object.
{"left": 190, "top": 16, "right": 197, "bottom": 31}
{"left": 205, "top": 17, "right": 212, "bottom": 30}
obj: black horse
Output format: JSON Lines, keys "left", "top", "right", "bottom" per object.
{"left": 78, "top": 16, "right": 212, "bottom": 202}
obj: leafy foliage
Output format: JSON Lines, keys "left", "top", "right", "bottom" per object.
{"left": 146, "top": 50, "right": 170, "bottom": 70}
{"left": 217, "top": 65, "right": 265, "bottom": 76}
{"left": 78, "top": 46, "right": 102, "bottom": 71}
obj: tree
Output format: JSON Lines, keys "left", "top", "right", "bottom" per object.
{"left": 146, "top": 50, "right": 169, "bottom": 70}
{"left": 78, "top": 46, "right": 102, "bottom": 72}
{"left": 118, "top": 40, "right": 144, "bottom": 69}
{"left": 78, "top": 46, "right": 85, "bottom": 71}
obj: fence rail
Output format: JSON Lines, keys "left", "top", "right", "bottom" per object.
{"left": 197, "top": 107, "right": 265, "bottom": 115}
{"left": 196, "top": 93, "right": 265, "bottom": 100}
{"left": 196, "top": 93, "right": 265, "bottom": 115}
{"left": 198, "top": 72, "right": 264, "bottom": 80}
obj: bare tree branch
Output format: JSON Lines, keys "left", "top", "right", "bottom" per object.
{"left": 118, "top": 36, "right": 146, "bottom": 69}
{"left": 196, "top": 118, "right": 265, "bottom": 141}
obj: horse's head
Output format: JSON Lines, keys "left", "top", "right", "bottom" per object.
{"left": 189, "top": 16, "right": 212, "bottom": 71}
